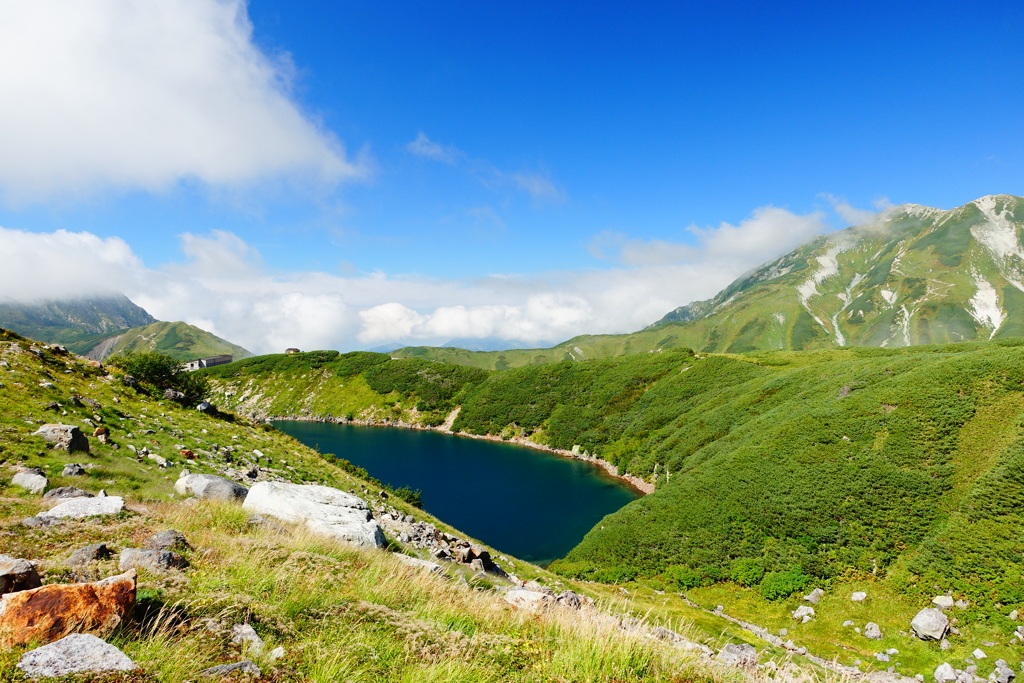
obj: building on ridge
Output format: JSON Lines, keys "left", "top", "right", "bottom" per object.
{"left": 183, "top": 354, "right": 233, "bottom": 372}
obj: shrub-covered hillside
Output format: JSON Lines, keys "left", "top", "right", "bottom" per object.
{"left": 207, "top": 338, "right": 1024, "bottom": 606}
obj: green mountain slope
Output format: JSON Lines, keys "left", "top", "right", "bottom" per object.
{"left": 0, "top": 294, "right": 157, "bottom": 354}
{"left": 391, "top": 194, "right": 1024, "bottom": 368}
{"left": 98, "top": 320, "right": 252, "bottom": 362}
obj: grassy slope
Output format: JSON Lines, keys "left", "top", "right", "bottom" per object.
{"left": 2, "top": 328, "right": 768, "bottom": 682}
{"left": 101, "top": 321, "right": 253, "bottom": 362}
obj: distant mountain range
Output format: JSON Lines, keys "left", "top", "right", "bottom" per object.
{"left": 0, "top": 294, "right": 250, "bottom": 362}
{"left": 391, "top": 194, "right": 1024, "bottom": 369}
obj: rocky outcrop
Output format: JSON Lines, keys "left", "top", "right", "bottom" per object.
{"left": 0, "top": 569, "right": 136, "bottom": 646}
{"left": 174, "top": 472, "right": 248, "bottom": 501}
{"left": 0, "top": 555, "right": 42, "bottom": 595}
{"left": 242, "top": 481, "right": 386, "bottom": 549}
{"left": 911, "top": 607, "right": 949, "bottom": 640}
{"left": 32, "top": 423, "right": 89, "bottom": 452}
{"left": 17, "top": 634, "right": 136, "bottom": 678}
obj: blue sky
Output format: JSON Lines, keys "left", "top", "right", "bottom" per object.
{"left": 0, "top": 0, "right": 1021, "bottom": 353}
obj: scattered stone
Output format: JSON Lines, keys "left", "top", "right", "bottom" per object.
{"left": 175, "top": 472, "right": 248, "bottom": 501}
{"left": 242, "top": 481, "right": 386, "bottom": 549}
{"left": 394, "top": 554, "right": 443, "bottom": 574}
{"left": 145, "top": 530, "right": 191, "bottom": 552}
{"left": 865, "top": 622, "right": 883, "bottom": 640}
{"left": 804, "top": 588, "right": 825, "bottom": 604}
{"left": 504, "top": 589, "right": 553, "bottom": 609}
{"left": 201, "top": 661, "right": 261, "bottom": 677}
{"left": 933, "top": 596, "right": 956, "bottom": 611}
{"left": 119, "top": 548, "right": 188, "bottom": 574}
{"left": 147, "top": 453, "right": 170, "bottom": 468}
{"left": 12, "top": 468, "right": 47, "bottom": 494}
{"left": 230, "top": 624, "right": 265, "bottom": 654}
{"left": 887, "top": 649, "right": 900, "bottom": 655}
{"left": 61, "top": 463, "right": 86, "bottom": 476}
{"left": 717, "top": 642, "right": 758, "bottom": 668}
{"left": 43, "top": 486, "right": 92, "bottom": 500}
{"left": 878, "top": 653, "right": 891, "bottom": 662}
{"left": 852, "top": 591, "right": 868, "bottom": 602}
{"left": 163, "top": 388, "right": 186, "bottom": 402}
{"left": 196, "top": 400, "right": 213, "bottom": 413}
{"left": 93, "top": 427, "right": 110, "bottom": 444}
{"left": 268, "top": 646, "right": 286, "bottom": 660}
{"left": 1009, "top": 610, "right": 1019, "bottom": 621}
{"left": 122, "top": 375, "right": 140, "bottom": 390}
{"left": 955, "top": 599, "right": 970, "bottom": 609}
{"left": 993, "top": 659, "right": 1015, "bottom": 683}
{"left": 68, "top": 544, "right": 112, "bottom": 565}
{"left": 0, "top": 555, "right": 42, "bottom": 595}
{"left": 912, "top": 608, "right": 950, "bottom": 641}
{"left": 0, "top": 569, "right": 136, "bottom": 646}
{"left": 16, "top": 633, "right": 135, "bottom": 678}
{"left": 39, "top": 496, "right": 124, "bottom": 520}
{"left": 935, "top": 663, "right": 957, "bottom": 683}
{"left": 793, "top": 605, "right": 815, "bottom": 621}
{"left": 843, "top": 620, "right": 855, "bottom": 627}
{"left": 32, "top": 423, "right": 89, "bottom": 452}
{"left": 941, "top": 639, "right": 951, "bottom": 651}
{"left": 779, "top": 628, "right": 789, "bottom": 636}
{"left": 973, "top": 649, "right": 987, "bottom": 660}
{"left": 39, "top": 382, "right": 56, "bottom": 389}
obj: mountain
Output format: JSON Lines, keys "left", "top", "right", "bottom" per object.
{"left": 89, "top": 320, "right": 252, "bottom": 362}
{"left": 391, "top": 195, "right": 1024, "bottom": 368}
{"left": 0, "top": 294, "right": 157, "bottom": 353}
{"left": 442, "top": 336, "right": 555, "bottom": 352}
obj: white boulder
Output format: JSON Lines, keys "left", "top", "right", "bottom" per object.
{"left": 242, "top": 481, "right": 385, "bottom": 549}
{"left": 932, "top": 595, "right": 955, "bottom": 610}
{"left": 792, "top": 605, "right": 815, "bottom": 621}
{"left": 175, "top": 473, "right": 247, "bottom": 501}
{"left": 17, "top": 634, "right": 135, "bottom": 677}
{"left": 39, "top": 496, "right": 124, "bottom": 520}
{"left": 934, "top": 663, "right": 957, "bottom": 683}
{"left": 11, "top": 471, "right": 47, "bottom": 495}
{"left": 911, "top": 608, "right": 950, "bottom": 641}
{"left": 852, "top": 591, "right": 868, "bottom": 602}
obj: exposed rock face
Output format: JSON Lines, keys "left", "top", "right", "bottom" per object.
{"left": 12, "top": 469, "right": 47, "bottom": 494}
{"left": 911, "top": 608, "right": 950, "bottom": 640}
{"left": 119, "top": 548, "right": 188, "bottom": 574}
{"left": 174, "top": 472, "right": 248, "bottom": 501}
{"left": 717, "top": 642, "right": 758, "bottom": 668}
{"left": 0, "top": 569, "right": 136, "bottom": 647}
{"left": 242, "top": 481, "right": 386, "bottom": 549}
{"left": 0, "top": 555, "right": 42, "bottom": 595}
{"left": 503, "top": 589, "right": 554, "bottom": 609}
{"left": 39, "top": 496, "right": 124, "bottom": 520}
{"left": 17, "top": 633, "right": 136, "bottom": 678}
{"left": 32, "top": 423, "right": 89, "bottom": 452}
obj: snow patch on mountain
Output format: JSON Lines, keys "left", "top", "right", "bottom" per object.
{"left": 967, "top": 272, "right": 1005, "bottom": 338}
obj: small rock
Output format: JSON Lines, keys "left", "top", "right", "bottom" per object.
{"left": 68, "top": 543, "right": 112, "bottom": 565}
{"left": 43, "top": 486, "right": 92, "bottom": 500}
{"left": 912, "top": 608, "right": 950, "bottom": 641}
{"left": 0, "top": 554, "right": 42, "bottom": 595}
{"left": 12, "top": 470, "right": 47, "bottom": 495}
{"left": 993, "top": 659, "right": 1015, "bottom": 683}
{"left": 119, "top": 548, "right": 188, "bottom": 574}
{"left": 793, "top": 605, "right": 815, "bottom": 620}
{"left": 62, "top": 463, "right": 86, "bottom": 476}
{"left": 145, "top": 530, "right": 191, "bottom": 552}
{"left": 163, "top": 389, "right": 186, "bottom": 402}
{"left": 230, "top": 624, "right": 264, "bottom": 654}
{"left": 941, "top": 639, "right": 951, "bottom": 651}
{"left": 887, "top": 649, "right": 900, "bottom": 655}
{"left": 865, "top": 622, "right": 883, "bottom": 640}
{"left": 504, "top": 589, "right": 553, "bottom": 610}
{"left": 935, "top": 663, "right": 957, "bottom": 683}
{"left": 843, "top": 620, "right": 855, "bottom": 627}
{"left": 246, "top": 514, "right": 289, "bottom": 535}
{"left": 201, "top": 661, "right": 261, "bottom": 677}
{"left": 1009, "top": 610, "right": 1019, "bottom": 621}
{"left": 878, "top": 653, "right": 891, "bottom": 662}
{"left": 717, "top": 642, "right": 758, "bottom": 668}
{"left": 804, "top": 588, "right": 825, "bottom": 604}
{"left": 933, "top": 596, "right": 956, "bottom": 611}
{"left": 955, "top": 600, "right": 970, "bottom": 609}
{"left": 32, "top": 423, "right": 89, "bottom": 453}
{"left": 16, "top": 634, "right": 135, "bottom": 678}
{"left": 268, "top": 646, "right": 285, "bottom": 660}
{"left": 974, "top": 650, "right": 987, "bottom": 660}
{"left": 852, "top": 591, "right": 868, "bottom": 602}
{"left": 779, "top": 628, "right": 789, "bottom": 636}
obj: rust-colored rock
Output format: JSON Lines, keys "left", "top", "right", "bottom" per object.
{"left": 0, "top": 569, "right": 136, "bottom": 647}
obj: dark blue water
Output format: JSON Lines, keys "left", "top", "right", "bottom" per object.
{"left": 272, "top": 421, "right": 640, "bottom": 565}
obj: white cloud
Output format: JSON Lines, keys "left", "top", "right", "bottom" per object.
{"left": 0, "top": 0, "right": 366, "bottom": 204}
{"left": 0, "top": 203, "right": 829, "bottom": 354}
{"left": 510, "top": 172, "right": 565, "bottom": 202}
{"left": 821, "top": 194, "right": 893, "bottom": 227}
{"left": 406, "top": 132, "right": 463, "bottom": 164}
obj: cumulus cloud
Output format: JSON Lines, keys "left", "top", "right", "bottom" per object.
{"left": 0, "top": 0, "right": 366, "bottom": 204}
{"left": 821, "top": 194, "right": 894, "bottom": 227}
{"left": 0, "top": 203, "right": 830, "bottom": 354}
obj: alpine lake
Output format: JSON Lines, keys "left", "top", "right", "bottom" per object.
{"left": 272, "top": 421, "right": 641, "bottom": 566}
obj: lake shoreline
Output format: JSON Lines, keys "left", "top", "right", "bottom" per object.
{"left": 265, "top": 412, "right": 655, "bottom": 495}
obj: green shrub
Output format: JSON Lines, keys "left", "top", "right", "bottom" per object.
{"left": 108, "top": 351, "right": 209, "bottom": 404}
{"left": 760, "top": 568, "right": 809, "bottom": 601}
{"left": 731, "top": 557, "right": 765, "bottom": 587}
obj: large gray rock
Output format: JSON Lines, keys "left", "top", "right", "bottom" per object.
{"left": 62, "top": 463, "right": 86, "bottom": 477}
{"left": 39, "top": 496, "right": 124, "bottom": 520}
{"left": 242, "top": 481, "right": 386, "bottom": 548}
{"left": 145, "top": 529, "right": 191, "bottom": 552}
{"left": 17, "top": 633, "right": 135, "bottom": 678}
{"left": 43, "top": 486, "right": 92, "bottom": 500}
{"left": 864, "top": 622, "right": 883, "bottom": 640}
{"left": 32, "top": 423, "right": 89, "bottom": 452}
{"left": 993, "top": 659, "right": 1016, "bottom": 683}
{"left": 119, "top": 548, "right": 188, "bottom": 574}
{"left": 68, "top": 543, "right": 111, "bottom": 565}
{"left": 0, "top": 555, "right": 42, "bottom": 595}
{"left": 175, "top": 473, "right": 248, "bottom": 501}
{"left": 717, "top": 642, "right": 758, "bottom": 668}
{"left": 804, "top": 588, "right": 825, "bottom": 604}
{"left": 932, "top": 595, "right": 955, "bottom": 611}
{"left": 12, "top": 470, "right": 47, "bottom": 495}
{"left": 935, "top": 663, "right": 957, "bottom": 683}
{"left": 911, "top": 607, "right": 950, "bottom": 640}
